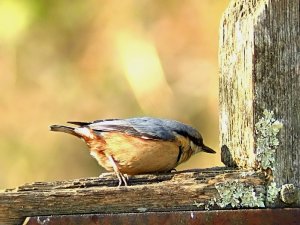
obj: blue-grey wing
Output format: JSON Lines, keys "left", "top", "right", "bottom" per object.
{"left": 69, "top": 117, "right": 202, "bottom": 143}
{"left": 86, "top": 117, "right": 178, "bottom": 141}
{"left": 125, "top": 117, "right": 202, "bottom": 143}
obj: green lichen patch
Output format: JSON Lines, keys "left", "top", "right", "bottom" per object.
{"left": 213, "top": 180, "right": 265, "bottom": 208}
{"left": 194, "top": 110, "right": 284, "bottom": 209}
{"left": 255, "top": 110, "right": 283, "bottom": 171}
{"left": 267, "top": 182, "right": 280, "bottom": 204}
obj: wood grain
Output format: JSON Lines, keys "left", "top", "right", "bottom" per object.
{"left": 219, "top": 0, "right": 299, "bottom": 185}
{"left": 0, "top": 168, "right": 266, "bottom": 225}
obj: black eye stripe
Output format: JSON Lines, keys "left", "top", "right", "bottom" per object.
{"left": 174, "top": 130, "right": 203, "bottom": 147}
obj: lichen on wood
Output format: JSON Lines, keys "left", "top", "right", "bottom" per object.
{"left": 255, "top": 109, "right": 283, "bottom": 172}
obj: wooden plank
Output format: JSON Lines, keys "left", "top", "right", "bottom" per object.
{"left": 24, "top": 208, "right": 300, "bottom": 225}
{"left": 0, "top": 168, "right": 267, "bottom": 225}
{"left": 219, "top": 0, "right": 299, "bottom": 187}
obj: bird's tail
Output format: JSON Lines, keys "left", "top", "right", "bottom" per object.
{"left": 50, "top": 125, "right": 81, "bottom": 138}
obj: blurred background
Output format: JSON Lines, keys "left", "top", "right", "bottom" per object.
{"left": 0, "top": 0, "right": 229, "bottom": 189}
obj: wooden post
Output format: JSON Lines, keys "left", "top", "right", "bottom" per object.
{"left": 219, "top": 0, "right": 299, "bottom": 190}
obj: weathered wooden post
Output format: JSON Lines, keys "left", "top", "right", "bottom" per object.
{"left": 219, "top": 0, "right": 299, "bottom": 202}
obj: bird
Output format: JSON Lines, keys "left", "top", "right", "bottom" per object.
{"left": 50, "top": 117, "right": 216, "bottom": 186}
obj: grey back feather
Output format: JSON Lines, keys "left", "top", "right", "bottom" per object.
{"left": 86, "top": 117, "right": 203, "bottom": 145}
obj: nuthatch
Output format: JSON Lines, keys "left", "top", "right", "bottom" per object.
{"left": 50, "top": 117, "right": 215, "bottom": 186}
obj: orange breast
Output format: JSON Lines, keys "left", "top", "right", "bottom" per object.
{"left": 87, "top": 131, "right": 180, "bottom": 175}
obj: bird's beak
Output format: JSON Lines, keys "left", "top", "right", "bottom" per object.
{"left": 201, "top": 144, "right": 216, "bottom": 154}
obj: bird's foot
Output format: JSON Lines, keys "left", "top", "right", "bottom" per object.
{"left": 116, "top": 172, "right": 128, "bottom": 187}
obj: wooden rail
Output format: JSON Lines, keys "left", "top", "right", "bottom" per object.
{"left": 0, "top": 168, "right": 267, "bottom": 224}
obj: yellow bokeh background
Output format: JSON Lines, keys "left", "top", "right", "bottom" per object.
{"left": 0, "top": 0, "right": 229, "bottom": 189}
